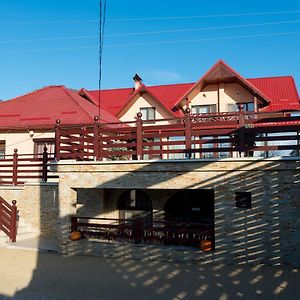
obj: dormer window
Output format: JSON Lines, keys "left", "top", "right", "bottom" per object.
{"left": 140, "top": 107, "right": 156, "bottom": 120}
{"left": 191, "top": 105, "right": 216, "bottom": 114}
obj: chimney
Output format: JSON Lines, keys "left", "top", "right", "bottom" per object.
{"left": 133, "top": 74, "right": 142, "bottom": 90}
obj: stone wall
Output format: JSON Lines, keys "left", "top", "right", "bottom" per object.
{"left": 0, "top": 183, "right": 58, "bottom": 239}
{"left": 52, "top": 158, "right": 300, "bottom": 266}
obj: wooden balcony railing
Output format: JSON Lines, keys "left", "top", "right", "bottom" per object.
{"left": 0, "top": 110, "right": 299, "bottom": 185}
{"left": 0, "top": 148, "right": 57, "bottom": 186}
{"left": 55, "top": 110, "right": 300, "bottom": 161}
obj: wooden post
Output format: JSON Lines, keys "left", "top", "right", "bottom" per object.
{"left": 11, "top": 200, "right": 17, "bottom": 242}
{"left": 297, "top": 129, "right": 300, "bottom": 156}
{"left": 136, "top": 112, "right": 143, "bottom": 160}
{"left": 238, "top": 104, "right": 246, "bottom": 157}
{"left": 133, "top": 218, "right": 142, "bottom": 244}
{"left": 42, "top": 147, "right": 48, "bottom": 182}
{"left": 184, "top": 108, "right": 192, "bottom": 159}
{"left": 12, "top": 149, "right": 18, "bottom": 186}
{"left": 55, "top": 119, "right": 61, "bottom": 161}
{"left": 93, "top": 116, "right": 100, "bottom": 161}
{"left": 71, "top": 217, "right": 78, "bottom": 232}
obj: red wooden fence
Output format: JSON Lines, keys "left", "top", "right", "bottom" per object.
{"left": 0, "top": 110, "right": 299, "bottom": 186}
{"left": 71, "top": 216, "right": 215, "bottom": 248}
{"left": 0, "top": 197, "right": 17, "bottom": 242}
{"left": 56, "top": 110, "right": 300, "bottom": 161}
{"left": 0, "top": 148, "right": 57, "bottom": 186}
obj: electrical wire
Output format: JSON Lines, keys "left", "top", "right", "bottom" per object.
{"left": 1, "top": 19, "right": 300, "bottom": 44}
{"left": 1, "top": 30, "right": 300, "bottom": 53}
{"left": 0, "top": 9, "right": 300, "bottom": 25}
{"left": 98, "top": 0, "right": 107, "bottom": 120}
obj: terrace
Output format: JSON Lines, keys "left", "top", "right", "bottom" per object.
{"left": 0, "top": 108, "right": 299, "bottom": 186}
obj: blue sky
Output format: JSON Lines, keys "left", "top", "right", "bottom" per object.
{"left": 0, "top": 0, "right": 300, "bottom": 100}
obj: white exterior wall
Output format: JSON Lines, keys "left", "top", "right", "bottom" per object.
{"left": 221, "top": 83, "right": 254, "bottom": 111}
{"left": 188, "top": 83, "right": 254, "bottom": 112}
{"left": 119, "top": 93, "right": 173, "bottom": 123}
{"left": 0, "top": 131, "right": 55, "bottom": 155}
{"left": 188, "top": 84, "right": 219, "bottom": 109}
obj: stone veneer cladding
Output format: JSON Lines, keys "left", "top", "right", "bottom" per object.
{"left": 51, "top": 158, "right": 300, "bottom": 266}
{"left": 1, "top": 158, "right": 299, "bottom": 266}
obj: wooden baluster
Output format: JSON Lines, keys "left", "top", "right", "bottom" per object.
{"left": 238, "top": 104, "right": 246, "bottom": 157}
{"left": 184, "top": 108, "right": 192, "bottom": 159}
{"left": 136, "top": 112, "right": 143, "bottom": 160}
{"left": 55, "top": 119, "right": 61, "bottom": 161}
{"left": 42, "top": 146, "right": 48, "bottom": 182}
{"left": 12, "top": 149, "right": 18, "bottom": 186}
{"left": 71, "top": 216, "right": 78, "bottom": 232}
{"left": 11, "top": 200, "right": 17, "bottom": 242}
{"left": 93, "top": 116, "right": 100, "bottom": 161}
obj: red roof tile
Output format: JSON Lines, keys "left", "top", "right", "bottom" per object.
{"left": 82, "top": 61, "right": 299, "bottom": 115}
{"left": 83, "top": 75, "right": 300, "bottom": 116}
{"left": 248, "top": 76, "right": 300, "bottom": 111}
{"left": 0, "top": 86, "right": 120, "bottom": 129}
{"left": 81, "top": 83, "right": 194, "bottom": 118}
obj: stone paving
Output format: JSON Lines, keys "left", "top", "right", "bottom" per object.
{"left": 0, "top": 247, "right": 299, "bottom": 300}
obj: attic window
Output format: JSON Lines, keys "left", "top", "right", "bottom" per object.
{"left": 140, "top": 107, "right": 156, "bottom": 120}
{"left": 191, "top": 105, "right": 216, "bottom": 114}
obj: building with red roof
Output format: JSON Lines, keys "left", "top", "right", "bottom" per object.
{"left": 0, "top": 60, "right": 299, "bottom": 157}
{"left": 0, "top": 85, "right": 120, "bottom": 156}
{"left": 79, "top": 60, "right": 300, "bottom": 121}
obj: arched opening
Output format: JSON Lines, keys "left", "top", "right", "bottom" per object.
{"left": 117, "top": 189, "right": 152, "bottom": 226}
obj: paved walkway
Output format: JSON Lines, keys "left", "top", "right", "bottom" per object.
{"left": 0, "top": 247, "right": 299, "bottom": 300}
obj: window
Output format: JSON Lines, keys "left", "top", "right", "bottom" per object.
{"left": 235, "top": 192, "right": 252, "bottom": 209}
{"left": 33, "top": 138, "right": 55, "bottom": 156}
{"left": 228, "top": 104, "right": 238, "bottom": 112}
{"left": 140, "top": 107, "right": 156, "bottom": 120}
{"left": 228, "top": 103, "right": 254, "bottom": 112}
{"left": 191, "top": 105, "right": 216, "bottom": 114}
{"left": 0, "top": 141, "right": 5, "bottom": 159}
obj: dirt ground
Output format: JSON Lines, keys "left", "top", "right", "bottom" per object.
{"left": 0, "top": 247, "right": 299, "bottom": 300}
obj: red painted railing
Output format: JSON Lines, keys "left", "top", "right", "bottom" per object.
{"left": 71, "top": 216, "right": 215, "bottom": 248}
{"left": 56, "top": 110, "right": 300, "bottom": 161}
{"left": 0, "top": 148, "right": 57, "bottom": 186}
{"left": 0, "top": 197, "right": 17, "bottom": 242}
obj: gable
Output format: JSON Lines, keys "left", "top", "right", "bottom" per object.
{"left": 118, "top": 90, "right": 175, "bottom": 122}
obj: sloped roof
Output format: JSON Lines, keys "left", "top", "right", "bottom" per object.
{"left": 248, "top": 76, "right": 300, "bottom": 111}
{"left": 82, "top": 75, "right": 300, "bottom": 116}
{"left": 172, "top": 60, "right": 271, "bottom": 108}
{"left": 79, "top": 87, "right": 136, "bottom": 117}
{"left": 80, "top": 83, "right": 194, "bottom": 118}
{"left": 0, "top": 86, "right": 120, "bottom": 129}
{"left": 81, "top": 60, "right": 300, "bottom": 116}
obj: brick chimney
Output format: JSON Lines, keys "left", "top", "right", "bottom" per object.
{"left": 133, "top": 74, "right": 142, "bottom": 90}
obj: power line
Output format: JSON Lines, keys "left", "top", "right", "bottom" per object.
{"left": 108, "top": 10, "right": 300, "bottom": 22}
{"left": 105, "top": 30, "right": 300, "bottom": 47}
{"left": 98, "top": 0, "right": 107, "bottom": 120}
{"left": 1, "top": 30, "right": 299, "bottom": 54}
{"left": 1, "top": 19, "right": 300, "bottom": 44}
{"left": 0, "top": 10, "right": 300, "bottom": 25}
